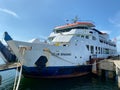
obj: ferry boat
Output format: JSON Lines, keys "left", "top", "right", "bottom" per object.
{"left": 3, "top": 21, "right": 117, "bottom": 78}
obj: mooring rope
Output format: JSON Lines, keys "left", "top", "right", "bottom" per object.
{"left": 13, "top": 47, "right": 27, "bottom": 90}
{"left": 15, "top": 64, "right": 22, "bottom": 90}
{"left": 13, "top": 63, "right": 19, "bottom": 90}
{"left": 12, "top": 61, "right": 22, "bottom": 90}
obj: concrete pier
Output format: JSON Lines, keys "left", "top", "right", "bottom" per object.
{"left": 98, "top": 59, "right": 120, "bottom": 88}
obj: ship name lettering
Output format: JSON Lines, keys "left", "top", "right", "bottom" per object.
{"left": 61, "top": 53, "right": 71, "bottom": 56}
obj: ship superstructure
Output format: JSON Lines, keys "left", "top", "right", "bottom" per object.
{"left": 49, "top": 22, "right": 116, "bottom": 59}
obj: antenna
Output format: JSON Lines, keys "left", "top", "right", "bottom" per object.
{"left": 72, "top": 16, "right": 79, "bottom": 23}
{"left": 65, "top": 16, "right": 79, "bottom": 24}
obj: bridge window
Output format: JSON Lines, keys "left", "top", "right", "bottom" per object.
{"left": 55, "top": 28, "right": 71, "bottom": 33}
{"left": 100, "top": 39, "right": 103, "bottom": 43}
{"left": 48, "top": 37, "right": 55, "bottom": 41}
{"left": 76, "top": 27, "right": 88, "bottom": 29}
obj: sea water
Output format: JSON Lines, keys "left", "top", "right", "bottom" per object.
{"left": 0, "top": 69, "right": 16, "bottom": 90}
{"left": 0, "top": 71, "right": 119, "bottom": 90}
{"left": 0, "top": 58, "right": 16, "bottom": 90}
{"left": 18, "top": 75, "right": 119, "bottom": 90}
{"left": 0, "top": 57, "right": 119, "bottom": 90}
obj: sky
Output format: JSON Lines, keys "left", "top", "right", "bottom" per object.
{"left": 0, "top": 0, "right": 120, "bottom": 52}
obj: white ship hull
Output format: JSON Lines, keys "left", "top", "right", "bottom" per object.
{"left": 4, "top": 39, "right": 92, "bottom": 78}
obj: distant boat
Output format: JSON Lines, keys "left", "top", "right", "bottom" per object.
{"left": 3, "top": 21, "right": 117, "bottom": 78}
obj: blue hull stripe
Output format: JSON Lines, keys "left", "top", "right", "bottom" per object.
{"left": 22, "top": 65, "right": 92, "bottom": 78}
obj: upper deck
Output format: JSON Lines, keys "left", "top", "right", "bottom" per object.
{"left": 54, "top": 22, "right": 95, "bottom": 31}
{"left": 49, "top": 22, "right": 116, "bottom": 46}
{"left": 53, "top": 22, "right": 109, "bottom": 37}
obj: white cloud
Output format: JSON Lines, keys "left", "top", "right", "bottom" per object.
{"left": 109, "top": 11, "right": 120, "bottom": 27}
{"left": 0, "top": 8, "right": 19, "bottom": 18}
{"left": 101, "top": 30, "right": 111, "bottom": 34}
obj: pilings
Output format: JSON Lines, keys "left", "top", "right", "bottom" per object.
{"left": 116, "top": 66, "right": 120, "bottom": 87}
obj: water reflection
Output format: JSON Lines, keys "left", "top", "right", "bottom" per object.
{"left": 19, "top": 75, "right": 119, "bottom": 90}
{"left": 0, "top": 69, "right": 16, "bottom": 90}
{"left": 0, "top": 58, "right": 17, "bottom": 90}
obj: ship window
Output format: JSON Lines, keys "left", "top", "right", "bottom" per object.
{"left": 105, "top": 41, "right": 107, "bottom": 44}
{"left": 105, "top": 48, "right": 109, "bottom": 54}
{"left": 75, "top": 40, "right": 78, "bottom": 42}
{"left": 92, "top": 36, "right": 96, "bottom": 40}
{"left": 103, "top": 48, "right": 109, "bottom": 54}
{"left": 48, "top": 37, "right": 55, "bottom": 41}
{"left": 74, "top": 26, "right": 88, "bottom": 29}
{"left": 75, "top": 56, "right": 77, "bottom": 58}
{"left": 89, "top": 31, "right": 93, "bottom": 34}
{"left": 95, "top": 46, "right": 97, "bottom": 54}
{"left": 86, "top": 35, "right": 89, "bottom": 39}
{"left": 55, "top": 28, "right": 71, "bottom": 33}
{"left": 101, "top": 47, "right": 102, "bottom": 54}
{"left": 98, "top": 47, "right": 100, "bottom": 54}
{"left": 86, "top": 45, "right": 89, "bottom": 51}
{"left": 81, "top": 35, "right": 84, "bottom": 38}
{"left": 90, "top": 46, "right": 94, "bottom": 54}
{"left": 103, "top": 48, "right": 105, "bottom": 54}
{"left": 63, "top": 44, "right": 69, "bottom": 47}
{"left": 100, "top": 39, "right": 103, "bottom": 43}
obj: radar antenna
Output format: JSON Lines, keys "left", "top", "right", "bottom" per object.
{"left": 72, "top": 16, "right": 79, "bottom": 23}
